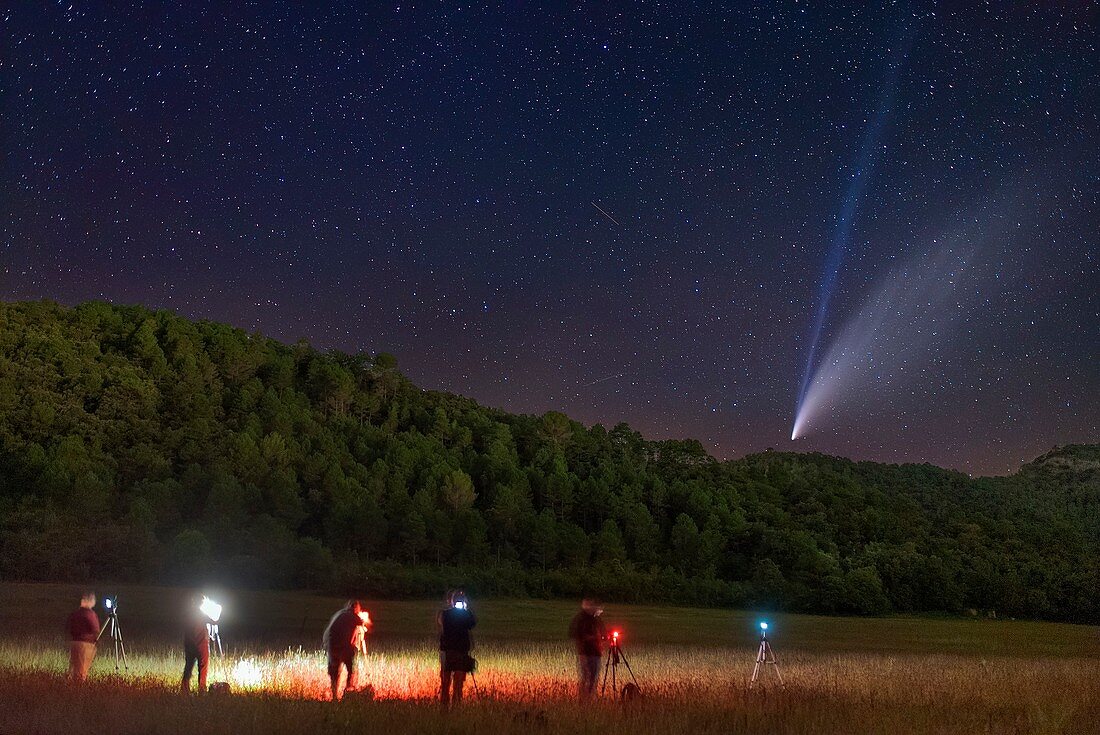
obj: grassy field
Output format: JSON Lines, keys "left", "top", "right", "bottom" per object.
{"left": 1, "top": 582, "right": 1098, "bottom": 734}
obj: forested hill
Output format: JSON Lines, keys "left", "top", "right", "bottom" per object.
{"left": 1, "top": 301, "right": 1097, "bottom": 621}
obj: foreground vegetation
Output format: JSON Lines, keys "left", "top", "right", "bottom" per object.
{"left": 4, "top": 643, "right": 1100, "bottom": 735}
{"left": 1, "top": 584, "right": 1098, "bottom": 734}
{"left": 1, "top": 300, "right": 1098, "bottom": 619}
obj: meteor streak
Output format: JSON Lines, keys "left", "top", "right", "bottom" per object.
{"left": 592, "top": 202, "right": 621, "bottom": 226}
{"left": 581, "top": 372, "right": 625, "bottom": 387}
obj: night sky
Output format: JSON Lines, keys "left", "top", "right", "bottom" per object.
{"left": 3, "top": 3, "right": 1097, "bottom": 475}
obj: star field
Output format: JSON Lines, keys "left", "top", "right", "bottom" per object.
{"left": 1, "top": 2, "right": 1096, "bottom": 474}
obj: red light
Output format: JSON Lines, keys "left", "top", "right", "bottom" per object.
{"left": 358, "top": 611, "right": 372, "bottom": 627}
{"left": 612, "top": 630, "right": 621, "bottom": 640}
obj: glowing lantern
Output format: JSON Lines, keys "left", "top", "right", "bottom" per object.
{"left": 200, "top": 596, "right": 223, "bottom": 622}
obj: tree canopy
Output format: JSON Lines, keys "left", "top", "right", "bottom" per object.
{"left": 1, "top": 300, "right": 1097, "bottom": 621}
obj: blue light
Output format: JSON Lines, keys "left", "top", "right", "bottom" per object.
{"left": 759, "top": 621, "right": 768, "bottom": 631}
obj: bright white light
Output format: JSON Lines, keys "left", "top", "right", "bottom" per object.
{"left": 760, "top": 621, "right": 768, "bottom": 630}
{"left": 200, "top": 596, "right": 223, "bottom": 622}
{"left": 454, "top": 600, "right": 467, "bottom": 611}
{"left": 231, "top": 657, "right": 263, "bottom": 689}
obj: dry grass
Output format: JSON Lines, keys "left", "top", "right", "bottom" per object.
{"left": 2, "top": 638, "right": 1099, "bottom": 734}
{"left": 2, "top": 582, "right": 1099, "bottom": 734}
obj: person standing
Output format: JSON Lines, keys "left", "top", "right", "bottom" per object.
{"left": 437, "top": 589, "right": 477, "bottom": 707}
{"left": 66, "top": 591, "right": 100, "bottom": 682}
{"left": 181, "top": 592, "right": 212, "bottom": 693}
{"left": 568, "top": 598, "right": 607, "bottom": 699}
{"left": 323, "top": 599, "right": 369, "bottom": 701}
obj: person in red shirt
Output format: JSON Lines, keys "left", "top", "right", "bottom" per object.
{"left": 181, "top": 592, "right": 215, "bottom": 693}
{"left": 66, "top": 591, "right": 100, "bottom": 682}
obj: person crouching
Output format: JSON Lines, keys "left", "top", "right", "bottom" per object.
{"left": 323, "top": 599, "right": 369, "bottom": 701}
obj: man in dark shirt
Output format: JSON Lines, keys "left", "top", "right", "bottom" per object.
{"left": 66, "top": 591, "right": 100, "bottom": 682}
{"left": 322, "top": 599, "right": 370, "bottom": 701}
{"left": 568, "top": 598, "right": 607, "bottom": 699}
{"left": 181, "top": 592, "right": 214, "bottom": 694}
{"left": 437, "top": 589, "right": 477, "bottom": 706}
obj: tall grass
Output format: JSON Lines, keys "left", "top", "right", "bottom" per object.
{"left": 4, "top": 583, "right": 1099, "bottom": 733}
{"left": 2, "top": 637, "right": 1099, "bottom": 734}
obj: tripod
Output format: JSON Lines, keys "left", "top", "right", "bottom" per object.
{"left": 350, "top": 626, "right": 370, "bottom": 693}
{"left": 749, "top": 629, "right": 784, "bottom": 688}
{"left": 600, "top": 637, "right": 640, "bottom": 697}
{"left": 96, "top": 610, "right": 129, "bottom": 672}
{"left": 207, "top": 622, "right": 224, "bottom": 657}
{"left": 205, "top": 622, "right": 232, "bottom": 692}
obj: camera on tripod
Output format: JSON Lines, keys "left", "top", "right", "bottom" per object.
{"left": 750, "top": 620, "right": 784, "bottom": 688}
{"left": 200, "top": 596, "right": 225, "bottom": 655}
{"left": 96, "top": 594, "right": 129, "bottom": 672}
{"left": 601, "top": 627, "right": 641, "bottom": 699}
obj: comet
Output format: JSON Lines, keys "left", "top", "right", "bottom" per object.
{"left": 794, "top": 20, "right": 918, "bottom": 438}
{"left": 791, "top": 246, "right": 975, "bottom": 439}
{"left": 790, "top": 185, "right": 1030, "bottom": 440}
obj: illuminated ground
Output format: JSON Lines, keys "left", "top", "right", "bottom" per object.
{"left": 1, "top": 583, "right": 1098, "bottom": 733}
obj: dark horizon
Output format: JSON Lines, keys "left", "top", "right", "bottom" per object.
{"left": 3, "top": 4, "right": 1096, "bottom": 476}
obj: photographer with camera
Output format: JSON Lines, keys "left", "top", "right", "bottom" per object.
{"left": 436, "top": 589, "right": 477, "bottom": 707}
{"left": 180, "top": 591, "right": 215, "bottom": 694}
{"left": 568, "top": 598, "right": 607, "bottom": 699}
{"left": 323, "top": 599, "right": 371, "bottom": 701}
{"left": 66, "top": 591, "right": 100, "bottom": 682}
